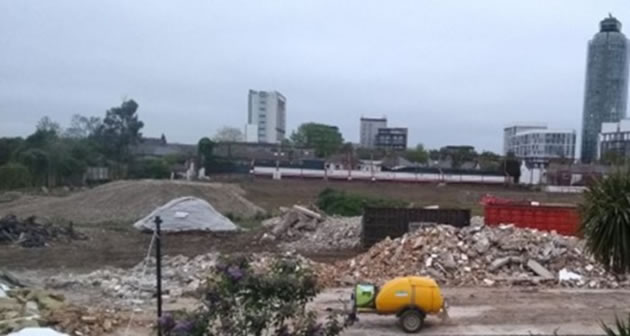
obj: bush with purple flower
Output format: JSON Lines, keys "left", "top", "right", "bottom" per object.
{"left": 156, "top": 254, "right": 345, "bottom": 336}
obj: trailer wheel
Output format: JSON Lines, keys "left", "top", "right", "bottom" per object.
{"left": 399, "top": 309, "right": 425, "bottom": 333}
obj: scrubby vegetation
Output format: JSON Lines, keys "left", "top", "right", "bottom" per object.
{"left": 316, "top": 188, "right": 408, "bottom": 216}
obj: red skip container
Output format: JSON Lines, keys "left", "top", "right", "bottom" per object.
{"left": 483, "top": 197, "right": 580, "bottom": 236}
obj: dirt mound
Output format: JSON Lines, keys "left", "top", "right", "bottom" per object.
{"left": 0, "top": 180, "right": 264, "bottom": 224}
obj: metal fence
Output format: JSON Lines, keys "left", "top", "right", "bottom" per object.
{"left": 361, "top": 207, "right": 471, "bottom": 247}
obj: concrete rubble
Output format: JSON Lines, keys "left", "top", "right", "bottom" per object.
{"left": 332, "top": 216, "right": 629, "bottom": 289}
{"left": 46, "top": 253, "right": 220, "bottom": 306}
{"left": 262, "top": 205, "right": 361, "bottom": 251}
{"left": 44, "top": 252, "right": 334, "bottom": 306}
{"left": 0, "top": 274, "right": 131, "bottom": 335}
{"left": 0, "top": 287, "right": 66, "bottom": 334}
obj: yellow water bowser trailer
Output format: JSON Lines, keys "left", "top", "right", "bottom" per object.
{"left": 348, "top": 276, "right": 447, "bottom": 333}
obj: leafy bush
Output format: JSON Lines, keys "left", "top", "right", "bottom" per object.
{"left": 0, "top": 163, "right": 31, "bottom": 189}
{"left": 580, "top": 171, "right": 630, "bottom": 274}
{"left": 159, "top": 255, "right": 346, "bottom": 336}
{"left": 316, "top": 188, "right": 408, "bottom": 216}
{"left": 128, "top": 158, "right": 171, "bottom": 179}
{"left": 602, "top": 314, "right": 630, "bottom": 336}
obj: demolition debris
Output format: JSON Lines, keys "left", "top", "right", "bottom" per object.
{"left": 332, "top": 217, "right": 629, "bottom": 289}
{"left": 0, "top": 215, "right": 87, "bottom": 248}
{"left": 45, "top": 252, "right": 331, "bottom": 307}
{"left": 262, "top": 205, "right": 361, "bottom": 251}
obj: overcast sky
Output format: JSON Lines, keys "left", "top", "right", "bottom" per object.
{"left": 1, "top": 1, "right": 629, "bottom": 152}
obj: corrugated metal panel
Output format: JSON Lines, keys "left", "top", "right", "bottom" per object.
{"left": 361, "top": 208, "right": 471, "bottom": 247}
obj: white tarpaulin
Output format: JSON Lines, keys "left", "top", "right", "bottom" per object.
{"left": 9, "top": 328, "right": 69, "bottom": 336}
{"left": 133, "top": 197, "right": 238, "bottom": 232}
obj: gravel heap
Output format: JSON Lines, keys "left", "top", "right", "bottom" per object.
{"left": 331, "top": 217, "right": 629, "bottom": 288}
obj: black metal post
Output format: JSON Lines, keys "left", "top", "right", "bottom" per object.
{"left": 155, "top": 216, "right": 163, "bottom": 336}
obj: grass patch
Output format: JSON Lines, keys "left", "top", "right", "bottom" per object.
{"left": 316, "top": 188, "right": 408, "bottom": 216}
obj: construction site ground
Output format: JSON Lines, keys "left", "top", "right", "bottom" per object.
{"left": 1, "top": 179, "right": 617, "bottom": 336}
{"left": 0, "top": 179, "right": 583, "bottom": 270}
{"left": 55, "top": 287, "right": 629, "bottom": 336}
{"left": 323, "top": 287, "right": 628, "bottom": 335}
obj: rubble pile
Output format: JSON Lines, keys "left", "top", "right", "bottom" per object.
{"left": 0, "top": 287, "right": 65, "bottom": 334}
{"left": 46, "top": 252, "right": 336, "bottom": 306}
{"left": 333, "top": 217, "right": 628, "bottom": 288}
{"left": 0, "top": 215, "right": 87, "bottom": 248}
{"left": 45, "top": 305, "right": 123, "bottom": 336}
{"left": 47, "top": 253, "right": 219, "bottom": 306}
{"left": 262, "top": 205, "right": 361, "bottom": 251}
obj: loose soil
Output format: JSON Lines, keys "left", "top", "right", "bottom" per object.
{"left": 0, "top": 180, "right": 264, "bottom": 224}
{"left": 0, "top": 227, "right": 276, "bottom": 271}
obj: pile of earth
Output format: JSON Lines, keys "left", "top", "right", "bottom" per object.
{"left": 0, "top": 180, "right": 265, "bottom": 224}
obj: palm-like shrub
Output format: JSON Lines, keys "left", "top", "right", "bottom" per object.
{"left": 579, "top": 171, "right": 630, "bottom": 274}
{"left": 602, "top": 314, "right": 630, "bottom": 336}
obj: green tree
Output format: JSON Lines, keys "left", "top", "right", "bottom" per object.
{"left": 290, "top": 123, "right": 343, "bottom": 158}
{"left": 0, "top": 163, "right": 31, "bottom": 189}
{"left": 36, "top": 116, "right": 62, "bottom": 134}
{"left": 479, "top": 151, "right": 501, "bottom": 171}
{"left": 403, "top": 143, "right": 429, "bottom": 163}
{"left": 64, "top": 114, "right": 102, "bottom": 138}
{"left": 213, "top": 126, "right": 244, "bottom": 142}
{"left": 501, "top": 151, "right": 521, "bottom": 183}
{"left": 580, "top": 170, "right": 630, "bottom": 274}
{"left": 93, "top": 99, "right": 144, "bottom": 165}
{"left": 438, "top": 146, "right": 478, "bottom": 168}
{"left": 0, "top": 137, "right": 23, "bottom": 166}
{"left": 198, "top": 137, "right": 215, "bottom": 170}
{"left": 13, "top": 121, "right": 96, "bottom": 187}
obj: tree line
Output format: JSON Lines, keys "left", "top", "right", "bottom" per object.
{"left": 0, "top": 99, "right": 145, "bottom": 189}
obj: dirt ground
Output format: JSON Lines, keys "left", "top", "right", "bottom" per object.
{"left": 240, "top": 179, "right": 583, "bottom": 215}
{"left": 320, "top": 287, "right": 627, "bottom": 335}
{"left": 101, "top": 287, "right": 629, "bottom": 336}
{"left": 0, "top": 228, "right": 278, "bottom": 271}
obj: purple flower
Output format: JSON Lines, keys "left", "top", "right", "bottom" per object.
{"left": 157, "top": 313, "right": 175, "bottom": 331}
{"left": 172, "top": 320, "right": 195, "bottom": 335}
{"left": 227, "top": 266, "right": 244, "bottom": 281}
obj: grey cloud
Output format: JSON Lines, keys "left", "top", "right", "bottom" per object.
{"left": 1, "top": 0, "right": 628, "bottom": 151}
